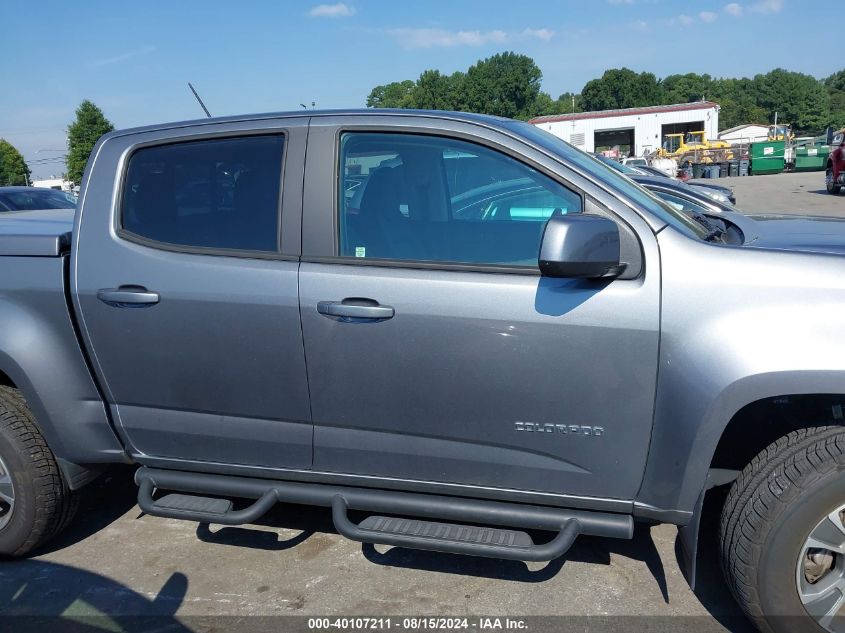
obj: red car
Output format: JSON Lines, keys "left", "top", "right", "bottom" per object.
{"left": 828, "top": 128, "right": 845, "bottom": 194}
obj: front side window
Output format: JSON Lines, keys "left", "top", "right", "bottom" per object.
{"left": 338, "top": 133, "right": 582, "bottom": 267}
{"left": 122, "top": 135, "right": 284, "bottom": 252}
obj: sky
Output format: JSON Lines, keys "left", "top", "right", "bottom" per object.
{"left": 0, "top": 0, "right": 839, "bottom": 178}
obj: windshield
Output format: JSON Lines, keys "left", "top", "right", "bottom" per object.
{"left": 0, "top": 188, "right": 77, "bottom": 211}
{"left": 505, "top": 121, "right": 711, "bottom": 240}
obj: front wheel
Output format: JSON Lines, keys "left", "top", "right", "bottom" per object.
{"left": 720, "top": 426, "right": 845, "bottom": 633}
{"left": 827, "top": 167, "right": 842, "bottom": 194}
{"left": 0, "top": 386, "right": 78, "bottom": 557}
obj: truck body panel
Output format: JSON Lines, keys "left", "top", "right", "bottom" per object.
{"left": 0, "top": 108, "right": 842, "bottom": 523}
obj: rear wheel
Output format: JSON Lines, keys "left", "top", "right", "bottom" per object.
{"left": 720, "top": 426, "right": 845, "bottom": 633}
{"left": 0, "top": 386, "right": 78, "bottom": 557}
{"left": 827, "top": 167, "right": 842, "bottom": 194}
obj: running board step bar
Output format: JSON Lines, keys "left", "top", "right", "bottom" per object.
{"left": 135, "top": 467, "right": 632, "bottom": 561}
{"left": 333, "top": 496, "right": 580, "bottom": 561}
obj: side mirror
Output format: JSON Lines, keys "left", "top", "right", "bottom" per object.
{"left": 539, "top": 214, "right": 623, "bottom": 279}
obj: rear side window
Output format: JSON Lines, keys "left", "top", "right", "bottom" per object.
{"left": 121, "top": 135, "right": 284, "bottom": 252}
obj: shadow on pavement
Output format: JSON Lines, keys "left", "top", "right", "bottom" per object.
{"left": 12, "top": 465, "right": 749, "bottom": 630}
{"left": 676, "top": 487, "right": 756, "bottom": 633}
{"left": 0, "top": 559, "right": 191, "bottom": 632}
{"left": 36, "top": 465, "right": 140, "bottom": 557}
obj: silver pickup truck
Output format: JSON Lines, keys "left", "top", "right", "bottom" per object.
{"left": 2, "top": 110, "right": 845, "bottom": 633}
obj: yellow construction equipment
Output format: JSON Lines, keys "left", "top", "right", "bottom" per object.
{"left": 657, "top": 131, "right": 734, "bottom": 165}
{"left": 767, "top": 124, "right": 794, "bottom": 142}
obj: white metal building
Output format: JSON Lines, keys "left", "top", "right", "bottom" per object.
{"left": 718, "top": 123, "right": 770, "bottom": 144}
{"left": 529, "top": 102, "right": 721, "bottom": 158}
{"left": 31, "top": 178, "right": 74, "bottom": 192}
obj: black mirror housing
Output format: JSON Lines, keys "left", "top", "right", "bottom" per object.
{"left": 539, "top": 214, "right": 623, "bottom": 279}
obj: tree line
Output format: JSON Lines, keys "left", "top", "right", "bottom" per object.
{"left": 367, "top": 52, "right": 845, "bottom": 135}
{"left": 0, "top": 100, "right": 113, "bottom": 187}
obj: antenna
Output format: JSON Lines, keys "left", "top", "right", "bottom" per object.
{"left": 188, "top": 82, "right": 212, "bottom": 118}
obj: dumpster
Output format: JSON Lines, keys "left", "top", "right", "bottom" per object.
{"left": 794, "top": 145, "right": 830, "bottom": 172}
{"left": 729, "top": 161, "right": 740, "bottom": 177}
{"left": 692, "top": 164, "right": 705, "bottom": 179}
{"left": 750, "top": 141, "right": 785, "bottom": 175}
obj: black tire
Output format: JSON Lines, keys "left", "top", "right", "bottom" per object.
{"left": 0, "top": 386, "right": 78, "bottom": 557}
{"left": 720, "top": 426, "right": 845, "bottom": 633}
{"left": 827, "top": 167, "right": 842, "bottom": 194}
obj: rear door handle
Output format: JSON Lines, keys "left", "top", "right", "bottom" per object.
{"left": 97, "top": 286, "right": 160, "bottom": 308}
{"left": 317, "top": 299, "right": 394, "bottom": 320}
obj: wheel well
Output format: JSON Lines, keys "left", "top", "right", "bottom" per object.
{"left": 0, "top": 370, "right": 14, "bottom": 388}
{"left": 710, "top": 394, "right": 845, "bottom": 471}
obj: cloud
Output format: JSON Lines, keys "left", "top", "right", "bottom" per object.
{"left": 521, "top": 27, "right": 555, "bottom": 41}
{"left": 749, "top": 0, "right": 783, "bottom": 13}
{"left": 386, "top": 28, "right": 526, "bottom": 49}
{"left": 699, "top": 10, "right": 719, "bottom": 22}
{"left": 630, "top": 19, "right": 649, "bottom": 31}
{"left": 724, "top": 2, "right": 743, "bottom": 15}
{"left": 87, "top": 45, "right": 156, "bottom": 68}
{"left": 670, "top": 14, "right": 694, "bottom": 25}
{"left": 608, "top": 0, "right": 634, "bottom": 3}
{"left": 307, "top": 3, "right": 355, "bottom": 18}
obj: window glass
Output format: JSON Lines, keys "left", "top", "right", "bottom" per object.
{"left": 503, "top": 121, "right": 711, "bottom": 240}
{"left": 653, "top": 190, "right": 710, "bottom": 216}
{"left": 122, "top": 135, "right": 284, "bottom": 252}
{"left": 338, "top": 133, "right": 582, "bottom": 267}
{"left": 0, "top": 189, "right": 76, "bottom": 211}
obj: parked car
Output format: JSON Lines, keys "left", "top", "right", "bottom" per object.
{"left": 0, "top": 186, "right": 77, "bottom": 211}
{"left": 621, "top": 157, "right": 647, "bottom": 167}
{"left": 637, "top": 175, "right": 845, "bottom": 253}
{"left": 827, "top": 129, "right": 845, "bottom": 194}
{"left": 2, "top": 110, "right": 845, "bottom": 633}
{"left": 592, "top": 153, "right": 736, "bottom": 204}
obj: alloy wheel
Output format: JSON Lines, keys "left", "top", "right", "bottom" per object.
{"left": 0, "top": 454, "right": 14, "bottom": 531}
{"left": 796, "top": 503, "right": 845, "bottom": 631}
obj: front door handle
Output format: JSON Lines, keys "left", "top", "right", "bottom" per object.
{"left": 97, "top": 286, "right": 160, "bottom": 308}
{"left": 317, "top": 299, "right": 394, "bottom": 321}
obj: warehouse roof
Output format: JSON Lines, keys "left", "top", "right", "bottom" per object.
{"left": 718, "top": 123, "right": 769, "bottom": 135}
{"left": 529, "top": 101, "right": 720, "bottom": 124}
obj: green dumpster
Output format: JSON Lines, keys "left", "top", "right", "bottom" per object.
{"left": 750, "top": 141, "right": 785, "bottom": 175}
{"left": 794, "top": 145, "right": 830, "bottom": 172}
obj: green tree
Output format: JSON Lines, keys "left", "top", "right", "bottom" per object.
{"left": 710, "top": 78, "right": 768, "bottom": 130}
{"left": 461, "top": 52, "right": 543, "bottom": 119}
{"left": 580, "top": 68, "right": 662, "bottom": 111}
{"left": 66, "top": 100, "right": 115, "bottom": 184}
{"left": 660, "top": 73, "right": 713, "bottom": 104}
{"left": 412, "top": 70, "right": 462, "bottom": 110}
{"left": 824, "top": 69, "right": 845, "bottom": 129}
{"left": 555, "top": 92, "right": 582, "bottom": 114}
{"left": 0, "top": 139, "right": 30, "bottom": 186}
{"left": 366, "top": 80, "right": 416, "bottom": 108}
{"left": 753, "top": 69, "right": 831, "bottom": 133}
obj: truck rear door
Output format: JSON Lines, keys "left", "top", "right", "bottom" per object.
{"left": 72, "top": 118, "right": 312, "bottom": 470}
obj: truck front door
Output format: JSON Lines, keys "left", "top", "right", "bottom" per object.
{"left": 73, "top": 120, "right": 312, "bottom": 470}
{"left": 298, "top": 117, "right": 661, "bottom": 504}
